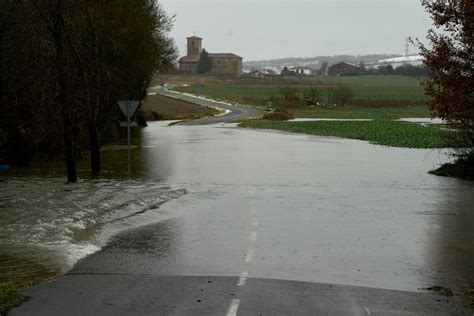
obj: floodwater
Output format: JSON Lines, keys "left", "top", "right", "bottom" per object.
{"left": 1, "top": 121, "right": 473, "bottom": 293}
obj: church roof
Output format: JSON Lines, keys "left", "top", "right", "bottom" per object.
{"left": 209, "top": 53, "right": 242, "bottom": 59}
{"left": 187, "top": 36, "right": 203, "bottom": 40}
{"left": 179, "top": 54, "right": 201, "bottom": 63}
{"left": 179, "top": 53, "right": 243, "bottom": 63}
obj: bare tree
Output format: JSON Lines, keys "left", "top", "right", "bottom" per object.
{"left": 328, "top": 84, "right": 354, "bottom": 107}
{"left": 30, "top": 0, "right": 78, "bottom": 182}
{"left": 305, "top": 84, "right": 323, "bottom": 106}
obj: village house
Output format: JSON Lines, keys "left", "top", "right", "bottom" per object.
{"left": 179, "top": 36, "right": 243, "bottom": 75}
{"left": 328, "top": 62, "right": 362, "bottom": 76}
{"left": 247, "top": 70, "right": 266, "bottom": 78}
{"left": 290, "top": 66, "right": 313, "bottom": 76}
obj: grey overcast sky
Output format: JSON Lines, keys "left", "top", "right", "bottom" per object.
{"left": 160, "top": 0, "right": 432, "bottom": 61}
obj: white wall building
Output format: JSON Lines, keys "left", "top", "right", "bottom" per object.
{"left": 290, "top": 66, "right": 313, "bottom": 76}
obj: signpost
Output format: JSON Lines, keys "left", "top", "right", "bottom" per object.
{"left": 118, "top": 101, "right": 139, "bottom": 175}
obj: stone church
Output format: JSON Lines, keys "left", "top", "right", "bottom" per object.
{"left": 179, "top": 36, "right": 243, "bottom": 75}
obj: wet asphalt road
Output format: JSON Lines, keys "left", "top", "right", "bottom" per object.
{"left": 12, "top": 109, "right": 474, "bottom": 314}
{"left": 153, "top": 89, "right": 261, "bottom": 125}
{"left": 12, "top": 275, "right": 468, "bottom": 315}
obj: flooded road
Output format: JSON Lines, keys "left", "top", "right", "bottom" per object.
{"left": 1, "top": 121, "right": 474, "bottom": 294}
{"left": 0, "top": 177, "right": 186, "bottom": 284}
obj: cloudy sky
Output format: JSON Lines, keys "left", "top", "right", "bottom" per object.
{"left": 160, "top": 0, "right": 432, "bottom": 61}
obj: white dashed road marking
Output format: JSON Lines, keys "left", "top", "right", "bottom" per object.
{"left": 250, "top": 231, "right": 257, "bottom": 242}
{"left": 226, "top": 299, "right": 240, "bottom": 316}
{"left": 237, "top": 271, "right": 248, "bottom": 287}
{"left": 245, "top": 248, "right": 255, "bottom": 263}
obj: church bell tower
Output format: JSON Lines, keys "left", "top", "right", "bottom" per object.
{"left": 187, "top": 36, "right": 203, "bottom": 56}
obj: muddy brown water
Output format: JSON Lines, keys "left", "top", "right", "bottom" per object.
{"left": 1, "top": 121, "right": 473, "bottom": 293}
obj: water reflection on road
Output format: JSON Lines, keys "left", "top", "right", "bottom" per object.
{"left": 1, "top": 121, "right": 473, "bottom": 293}
{"left": 140, "top": 122, "right": 474, "bottom": 291}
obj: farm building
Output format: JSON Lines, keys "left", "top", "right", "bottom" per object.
{"left": 247, "top": 70, "right": 266, "bottom": 78}
{"left": 179, "top": 36, "right": 243, "bottom": 75}
{"left": 364, "top": 55, "right": 425, "bottom": 70}
{"left": 328, "top": 62, "right": 363, "bottom": 76}
{"left": 290, "top": 66, "right": 313, "bottom": 76}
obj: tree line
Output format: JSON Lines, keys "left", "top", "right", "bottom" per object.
{"left": 0, "top": 0, "right": 177, "bottom": 182}
{"left": 281, "top": 64, "right": 430, "bottom": 77}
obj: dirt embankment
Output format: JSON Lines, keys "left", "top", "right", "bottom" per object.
{"left": 141, "top": 94, "right": 219, "bottom": 121}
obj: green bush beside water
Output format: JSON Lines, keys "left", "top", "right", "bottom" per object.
{"left": 0, "top": 283, "right": 27, "bottom": 314}
{"left": 239, "top": 120, "right": 452, "bottom": 149}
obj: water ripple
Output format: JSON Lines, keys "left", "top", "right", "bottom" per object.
{"left": 0, "top": 177, "right": 186, "bottom": 284}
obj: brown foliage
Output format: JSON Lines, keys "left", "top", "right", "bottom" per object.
{"left": 261, "top": 108, "right": 294, "bottom": 121}
{"left": 416, "top": 0, "right": 473, "bottom": 159}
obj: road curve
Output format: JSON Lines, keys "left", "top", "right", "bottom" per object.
{"left": 154, "top": 89, "right": 261, "bottom": 125}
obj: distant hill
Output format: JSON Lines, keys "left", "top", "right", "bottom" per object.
{"left": 243, "top": 54, "right": 402, "bottom": 72}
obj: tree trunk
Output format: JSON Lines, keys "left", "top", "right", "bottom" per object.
{"left": 52, "top": 6, "right": 77, "bottom": 183}
{"left": 88, "top": 120, "right": 101, "bottom": 174}
{"left": 0, "top": 28, "right": 4, "bottom": 109}
{"left": 86, "top": 9, "right": 102, "bottom": 175}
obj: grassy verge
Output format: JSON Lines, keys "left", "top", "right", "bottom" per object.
{"left": 239, "top": 120, "right": 452, "bottom": 148}
{"left": 0, "top": 283, "right": 28, "bottom": 315}
{"left": 294, "top": 106, "right": 430, "bottom": 119}
{"left": 174, "top": 75, "right": 429, "bottom": 103}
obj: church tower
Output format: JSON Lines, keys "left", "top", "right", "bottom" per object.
{"left": 187, "top": 36, "right": 203, "bottom": 56}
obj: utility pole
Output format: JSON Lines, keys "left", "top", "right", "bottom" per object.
{"left": 405, "top": 37, "right": 410, "bottom": 57}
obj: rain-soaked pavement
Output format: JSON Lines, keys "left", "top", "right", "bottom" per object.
{"left": 5, "top": 121, "right": 474, "bottom": 314}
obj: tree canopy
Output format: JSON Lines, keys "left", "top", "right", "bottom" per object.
{"left": 280, "top": 67, "right": 296, "bottom": 76}
{"left": 417, "top": 0, "right": 473, "bottom": 160}
{"left": 0, "top": 0, "right": 177, "bottom": 181}
{"left": 197, "top": 49, "right": 212, "bottom": 74}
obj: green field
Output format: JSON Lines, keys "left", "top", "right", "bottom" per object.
{"left": 286, "top": 74, "right": 425, "bottom": 87}
{"left": 294, "top": 106, "right": 431, "bottom": 119}
{"left": 240, "top": 120, "right": 450, "bottom": 149}
{"left": 175, "top": 75, "right": 443, "bottom": 148}
{"left": 174, "top": 75, "right": 430, "bottom": 103}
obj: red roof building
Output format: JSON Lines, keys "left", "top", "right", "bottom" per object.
{"left": 178, "top": 36, "right": 243, "bottom": 75}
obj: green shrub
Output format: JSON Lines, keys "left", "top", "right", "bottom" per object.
{"left": 261, "top": 108, "right": 294, "bottom": 121}
{"left": 279, "top": 87, "right": 301, "bottom": 101}
{"left": 0, "top": 283, "right": 27, "bottom": 315}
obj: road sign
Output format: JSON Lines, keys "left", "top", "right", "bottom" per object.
{"left": 118, "top": 100, "right": 140, "bottom": 176}
{"left": 118, "top": 101, "right": 139, "bottom": 117}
